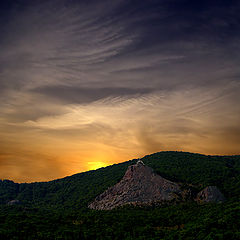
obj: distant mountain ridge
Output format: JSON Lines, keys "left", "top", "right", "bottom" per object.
{"left": 0, "top": 151, "right": 240, "bottom": 209}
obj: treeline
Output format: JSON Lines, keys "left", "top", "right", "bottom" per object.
{"left": 0, "top": 201, "right": 239, "bottom": 239}
{"left": 0, "top": 151, "right": 240, "bottom": 239}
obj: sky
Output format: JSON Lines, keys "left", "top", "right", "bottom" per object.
{"left": 0, "top": 0, "right": 240, "bottom": 182}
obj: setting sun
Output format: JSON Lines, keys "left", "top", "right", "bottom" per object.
{"left": 87, "top": 161, "right": 107, "bottom": 170}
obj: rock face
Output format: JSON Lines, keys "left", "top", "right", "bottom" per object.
{"left": 196, "top": 186, "right": 225, "bottom": 203}
{"left": 88, "top": 160, "right": 181, "bottom": 210}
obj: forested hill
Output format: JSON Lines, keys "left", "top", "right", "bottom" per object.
{"left": 1, "top": 151, "right": 240, "bottom": 208}
{"left": 1, "top": 151, "right": 240, "bottom": 239}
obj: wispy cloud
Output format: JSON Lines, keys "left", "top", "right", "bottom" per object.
{"left": 0, "top": 0, "right": 240, "bottom": 182}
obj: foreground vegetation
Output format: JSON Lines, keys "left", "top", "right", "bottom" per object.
{"left": 0, "top": 151, "right": 240, "bottom": 239}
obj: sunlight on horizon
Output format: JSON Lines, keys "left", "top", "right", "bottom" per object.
{"left": 87, "top": 161, "right": 108, "bottom": 170}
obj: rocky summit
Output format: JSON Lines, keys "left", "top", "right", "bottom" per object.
{"left": 196, "top": 186, "right": 225, "bottom": 203}
{"left": 88, "top": 160, "right": 181, "bottom": 210}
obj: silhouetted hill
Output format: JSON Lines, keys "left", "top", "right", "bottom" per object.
{"left": 1, "top": 151, "right": 240, "bottom": 208}
{"left": 0, "top": 151, "right": 240, "bottom": 239}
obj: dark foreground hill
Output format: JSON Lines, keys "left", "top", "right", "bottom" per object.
{"left": 0, "top": 151, "right": 240, "bottom": 239}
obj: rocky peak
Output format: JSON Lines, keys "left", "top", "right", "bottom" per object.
{"left": 88, "top": 161, "right": 181, "bottom": 210}
{"left": 122, "top": 160, "right": 152, "bottom": 181}
{"left": 196, "top": 186, "right": 225, "bottom": 203}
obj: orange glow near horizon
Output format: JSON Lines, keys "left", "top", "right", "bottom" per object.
{"left": 1, "top": 0, "right": 240, "bottom": 184}
{"left": 1, "top": 77, "right": 240, "bottom": 184}
{"left": 87, "top": 162, "right": 108, "bottom": 170}
{"left": 1, "top": 89, "right": 240, "bottom": 184}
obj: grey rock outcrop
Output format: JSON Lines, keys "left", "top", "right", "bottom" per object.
{"left": 196, "top": 186, "right": 225, "bottom": 203}
{"left": 88, "top": 160, "right": 181, "bottom": 210}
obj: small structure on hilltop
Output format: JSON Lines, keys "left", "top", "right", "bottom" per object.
{"left": 136, "top": 159, "right": 145, "bottom": 165}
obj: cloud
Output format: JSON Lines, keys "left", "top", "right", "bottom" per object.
{"left": 18, "top": 84, "right": 240, "bottom": 150}
{"left": 1, "top": 0, "right": 239, "bottom": 95}
{"left": 0, "top": 0, "right": 240, "bottom": 182}
{"left": 32, "top": 86, "right": 154, "bottom": 104}
{"left": 0, "top": 0, "right": 136, "bottom": 91}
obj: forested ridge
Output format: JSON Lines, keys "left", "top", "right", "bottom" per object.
{"left": 0, "top": 151, "right": 240, "bottom": 239}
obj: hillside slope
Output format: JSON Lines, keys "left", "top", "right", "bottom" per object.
{"left": 1, "top": 151, "right": 240, "bottom": 208}
{"left": 89, "top": 160, "right": 182, "bottom": 210}
{"left": 0, "top": 151, "right": 240, "bottom": 239}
